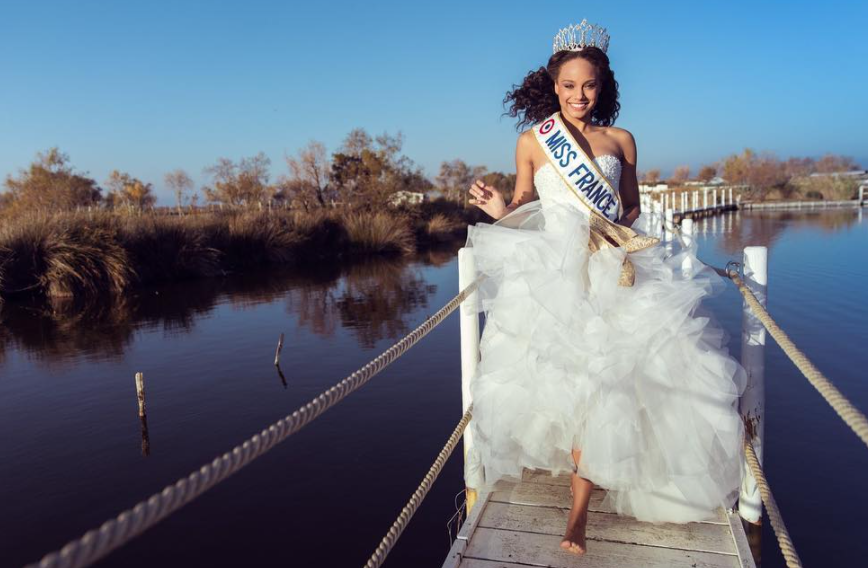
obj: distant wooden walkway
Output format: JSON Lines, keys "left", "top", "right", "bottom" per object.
{"left": 443, "top": 470, "right": 756, "bottom": 568}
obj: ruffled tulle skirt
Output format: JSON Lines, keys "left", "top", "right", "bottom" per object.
{"left": 464, "top": 200, "right": 746, "bottom": 524}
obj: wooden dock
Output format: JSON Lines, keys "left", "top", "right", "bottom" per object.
{"left": 443, "top": 470, "right": 756, "bottom": 568}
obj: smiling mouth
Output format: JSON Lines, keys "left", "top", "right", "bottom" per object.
{"left": 568, "top": 102, "right": 588, "bottom": 110}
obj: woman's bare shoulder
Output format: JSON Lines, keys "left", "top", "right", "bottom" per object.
{"left": 518, "top": 128, "right": 536, "bottom": 144}
{"left": 602, "top": 125, "right": 635, "bottom": 144}
{"left": 600, "top": 126, "right": 636, "bottom": 160}
{"left": 516, "top": 129, "right": 537, "bottom": 155}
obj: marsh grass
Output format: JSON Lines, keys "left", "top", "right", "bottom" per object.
{"left": 0, "top": 204, "right": 472, "bottom": 303}
{"left": 342, "top": 211, "right": 415, "bottom": 255}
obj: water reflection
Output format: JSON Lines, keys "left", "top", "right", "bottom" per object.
{"left": 692, "top": 209, "right": 862, "bottom": 255}
{"left": 0, "top": 246, "right": 459, "bottom": 367}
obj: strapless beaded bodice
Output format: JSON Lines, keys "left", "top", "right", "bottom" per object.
{"left": 533, "top": 154, "right": 622, "bottom": 214}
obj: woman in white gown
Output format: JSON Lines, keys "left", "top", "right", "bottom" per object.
{"left": 465, "top": 21, "right": 746, "bottom": 555}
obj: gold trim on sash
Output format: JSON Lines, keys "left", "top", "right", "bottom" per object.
{"left": 533, "top": 112, "right": 660, "bottom": 286}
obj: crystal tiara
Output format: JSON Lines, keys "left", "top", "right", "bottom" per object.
{"left": 552, "top": 19, "right": 610, "bottom": 54}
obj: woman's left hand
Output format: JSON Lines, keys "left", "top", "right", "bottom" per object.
{"left": 468, "top": 179, "right": 509, "bottom": 220}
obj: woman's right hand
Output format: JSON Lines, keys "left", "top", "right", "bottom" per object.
{"left": 468, "top": 179, "right": 509, "bottom": 220}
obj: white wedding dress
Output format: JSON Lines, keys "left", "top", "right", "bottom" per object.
{"left": 465, "top": 155, "right": 746, "bottom": 524}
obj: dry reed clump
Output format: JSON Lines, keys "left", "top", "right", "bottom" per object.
{"left": 115, "top": 216, "right": 221, "bottom": 284}
{"left": 0, "top": 243, "right": 10, "bottom": 306}
{"left": 423, "top": 213, "right": 464, "bottom": 242}
{"left": 218, "top": 212, "right": 303, "bottom": 267}
{"left": 41, "top": 223, "right": 131, "bottom": 298}
{"left": 0, "top": 214, "right": 132, "bottom": 299}
{"left": 342, "top": 211, "right": 415, "bottom": 255}
{"left": 285, "top": 210, "right": 349, "bottom": 257}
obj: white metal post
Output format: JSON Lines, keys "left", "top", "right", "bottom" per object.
{"left": 680, "top": 218, "right": 694, "bottom": 277}
{"left": 729, "top": 187, "right": 734, "bottom": 207}
{"left": 664, "top": 208, "right": 674, "bottom": 243}
{"left": 738, "top": 246, "right": 768, "bottom": 525}
{"left": 458, "top": 248, "right": 484, "bottom": 502}
{"left": 713, "top": 188, "right": 718, "bottom": 209}
{"left": 703, "top": 188, "right": 709, "bottom": 210}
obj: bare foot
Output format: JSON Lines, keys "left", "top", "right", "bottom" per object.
{"left": 560, "top": 508, "right": 588, "bottom": 555}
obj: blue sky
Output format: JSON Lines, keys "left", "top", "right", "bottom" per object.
{"left": 1, "top": 0, "right": 866, "bottom": 203}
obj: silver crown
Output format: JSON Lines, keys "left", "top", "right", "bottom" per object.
{"left": 552, "top": 19, "right": 610, "bottom": 54}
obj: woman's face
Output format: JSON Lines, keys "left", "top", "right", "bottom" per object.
{"left": 554, "top": 57, "right": 600, "bottom": 121}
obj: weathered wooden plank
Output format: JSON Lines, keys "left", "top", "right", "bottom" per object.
{"left": 463, "top": 527, "right": 741, "bottom": 568}
{"left": 443, "top": 491, "right": 493, "bottom": 568}
{"left": 479, "top": 501, "right": 737, "bottom": 555}
{"left": 490, "top": 480, "right": 610, "bottom": 512}
{"left": 522, "top": 469, "right": 572, "bottom": 486}
{"left": 491, "top": 480, "right": 728, "bottom": 524}
{"left": 458, "top": 560, "right": 542, "bottom": 568}
{"left": 725, "top": 509, "right": 757, "bottom": 568}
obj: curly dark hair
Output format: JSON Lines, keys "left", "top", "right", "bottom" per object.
{"left": 503, "top": 47, "right": 620, "bottom": 130}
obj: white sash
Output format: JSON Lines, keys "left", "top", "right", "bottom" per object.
{"left": 533, "top": 112, "right": 621, "bottom": 222}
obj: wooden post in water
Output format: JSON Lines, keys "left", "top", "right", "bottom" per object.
{"left": 738, "top": 246, "right": 768, "bottom": 557}
{"left": 135, "top": 372, "right": 147, "bottom": 418}
{"left": 458, "top": 248, "right": 483, "bottom": 513}
{"left": 274, "top": 333, "right": 285, "bottom": 367}
{"left": 135, "top": 372, "right": 150, "bottom": 456}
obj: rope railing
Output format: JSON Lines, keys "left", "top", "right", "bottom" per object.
{"left": 664, "top": 216, "right": 868, "bottom": 448}
{"left": 742, "top": 438, "right": 802, "bottom": 568}
{"left": 24, "top": 277, "right": 483, "bottom": 568}
{"left": 726, "top": 267, "right": 868, "bottom": 450}
{"left": 364, "top": 406, "right": 473, "bottom": 568}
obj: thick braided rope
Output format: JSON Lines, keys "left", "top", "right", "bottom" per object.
{"left": 743, "top": 438, "right": 802, "bottom": 568}
{"left": 667, "top": 214, "right": 868, "bottom": 446}
{"left": 727, "top": 268, "right": 868, "bottom": 449}
{"left": 364, "top": 407, "right": 473, "bottom": 568}
{"left": 26, "top": 278, "right": 483, "bottom": 568}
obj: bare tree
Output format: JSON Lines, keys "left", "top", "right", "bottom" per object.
{"left": 437, "top": 159, "right": 487, "bottom": 204}
{"left": 283, "top": 141, "right": 331, "bottom": 208}
{"left": 340, "top": 128, "right": 373, "bottom": 156}
{"left": 815, "top": 154, "right": 860, "bottom": 173}
{"left": 697, "top": 165, "right": 717, "bottom": 183}
{"left": 164, "top": 169, "right": 194, "bottom": 213}
{"left": 105, "top": 170, "right": 156, "bottom": 210}
{"left": 721, "top": 149, "right": 787, "bottom": 197}
{"left": 202, "top": 153, "right": 272, "bottom": 207}
{"left": 644, "top": 168, "right": 661, "bottom": 185}
{"left": 669, "top": 165, "right": 690, "bottom": 185}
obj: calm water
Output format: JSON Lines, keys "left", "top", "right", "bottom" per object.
{"left": 1, "top": 210, "right": 866, "bottom": 568}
